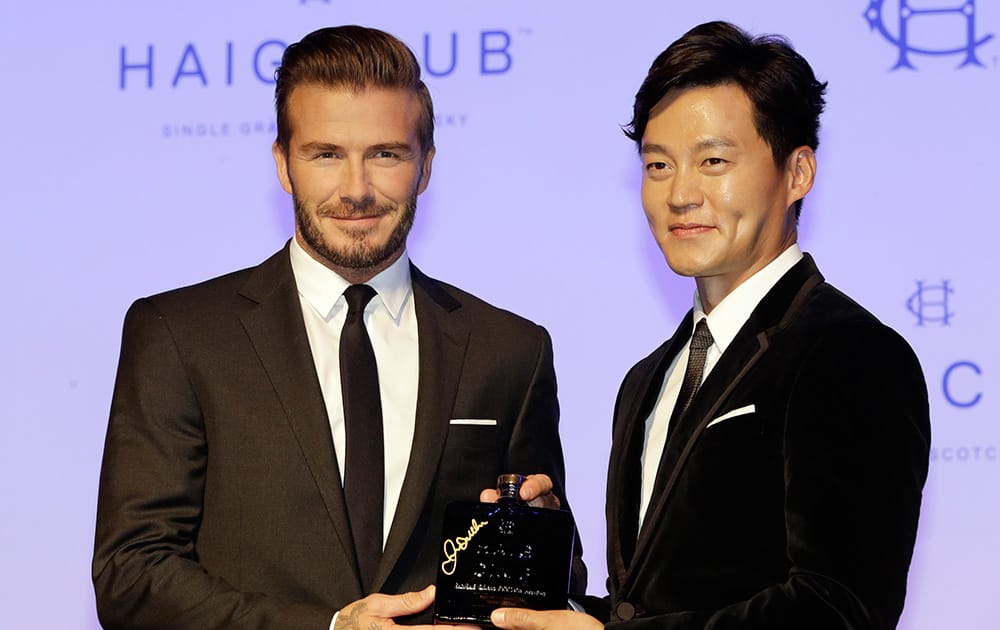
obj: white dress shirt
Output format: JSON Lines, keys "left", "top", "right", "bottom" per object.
{"left": 289, "top": 238, "right": 420, "bottom": 550}
{"left": 638, "top": 244, "right": 804, "bottom": 527}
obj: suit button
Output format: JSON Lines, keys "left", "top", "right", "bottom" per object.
{"left": 616, "top": 602, "right": 635, "bottom": 621}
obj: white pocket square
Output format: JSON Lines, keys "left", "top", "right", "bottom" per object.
{"left": 706, "top": 404, "right": 756, "bottom": 428}
{"left": 449, "top": 418, "right": 498, "bottom": 426}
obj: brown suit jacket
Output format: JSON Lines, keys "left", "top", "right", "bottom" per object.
{"left": 597, "top": 255, "right": 930, "bottom": 629}
{"left": 93, "top": 244, "right": 585, "bottom": 628}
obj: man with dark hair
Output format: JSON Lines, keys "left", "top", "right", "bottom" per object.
{"left": 93, "top": 25, "right": 583, "bottom": 629}
{"left": 490, "top": 21, "right": 929, "bottom": 629}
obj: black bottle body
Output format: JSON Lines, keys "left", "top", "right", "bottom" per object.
{"left": 433, "top": 496, "right": 575, "bottom": 626}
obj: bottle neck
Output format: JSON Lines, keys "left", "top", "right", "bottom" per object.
{"left": 496, "top": 473, "right": 525, "bottom": 503}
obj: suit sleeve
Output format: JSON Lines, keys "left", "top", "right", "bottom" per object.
{"left": 502, "top": 325, "right": 588, "bottom": 597}
{"left": 609, "top": 323, "right": 931, "bottom": 629}
{"left": 92, "top": 298, "right": 332, "bottom": 629}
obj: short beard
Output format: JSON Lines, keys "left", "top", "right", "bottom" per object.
{"left": 295, "top": 194, "right": 416, "bottom": 271}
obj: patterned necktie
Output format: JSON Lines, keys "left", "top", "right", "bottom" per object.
{"left": 339, "top": 284, "right": 383, "bottom": 593}
{"left": 622, "top": 318, "right": 714, "bottom": 568}
{"left": 668, "top": 318, "right": 714, "bottom": 432}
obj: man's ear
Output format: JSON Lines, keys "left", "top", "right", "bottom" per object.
{"left": 416, "top": 147, "right": 435, "bottom": 195}
{"left": 787, "top": 146, "right": 816, "bottom": 207}
{"left": 272, "top": 141, "right": 294, "bottom": 195}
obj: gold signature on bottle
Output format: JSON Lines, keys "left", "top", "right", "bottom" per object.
{"left": 441, "top": 519, "right": 488, "bottom": 576}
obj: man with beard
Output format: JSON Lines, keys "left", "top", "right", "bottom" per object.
{"left": 93, "top": 25, "right": 584, "bottom": 629}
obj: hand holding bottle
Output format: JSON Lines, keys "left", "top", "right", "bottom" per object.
{"left": 478, "top": 473, "right": 561, "bottom": 509}
{"left": 334, "top": 585, "right": 478, "bottom": 630}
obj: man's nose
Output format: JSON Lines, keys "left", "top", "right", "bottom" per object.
{"left": 668, "top": 167, "right": 703, "bottom": 211}
{"left": 340, "top": 158, "right": 373, "bottom": 203}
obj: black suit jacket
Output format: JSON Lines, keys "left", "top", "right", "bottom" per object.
{"left": 599, "top": 255, "right": 930, "bottom": 629}
{"left": 93, "top": 244, "right": 585, "bottom": 629}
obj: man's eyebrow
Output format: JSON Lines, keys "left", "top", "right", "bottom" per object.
{"left": 369, "top": 142, "right": 415, "bottom": 154}
{"left": 298, "top": 141, "right": 343, "bottom": 153}
{"left": 693, "top": 137, "right": 738, "bottom": 151}
{"left": 641, "top": 137, "right": 739, "bottom": 156}
{"left": 297, "top": 141, "right": 416, "bottom": 154}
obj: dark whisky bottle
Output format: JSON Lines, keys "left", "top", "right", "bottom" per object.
{"left": 433, "top": 473, "right": 576, "bottom": 626}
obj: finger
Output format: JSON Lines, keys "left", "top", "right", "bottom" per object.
{"left": 527, "top": 493, "right": 560, "bottom": 509}
{"left": 491, "top": 607, "right": 540, "bottom": 629}
{"left": 519, "top": 474, "right": 554, "bottom": 502}
{"left": 398, "top": 584, "right": 436, "bottom": 613}
{"left": 369, "top": 584, "right": 436, "bottom": 618}
{"left": 480, "top": 488, "right": 500, "bottom": 503}
{"left": 521, "top": 475, "right": 560, "bottom": 509}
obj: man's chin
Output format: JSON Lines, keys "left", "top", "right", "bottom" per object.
{"left": 662, "top": 251, "right": 722, "bottom": 278}
{"left": 663, "top": 260, "right": 702, "bottom": 278}
{"left": 316, "top": 237, "right": 406, "bottom": 272}
{"left": 326, "top": 248, "right": 392, "bottom": 270}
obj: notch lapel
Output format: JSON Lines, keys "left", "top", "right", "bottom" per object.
{"left": 237, "top": 246, "right": 361, "bottom": 591}
{"left": 372, "top": 265, "right": 469, "bottom": 591}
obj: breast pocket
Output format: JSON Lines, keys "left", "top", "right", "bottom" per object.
{"left": 443, "top": 421, "right": 499, "bottom": 450}
{"left": 437, "top": 422, "right": 503, "bottom": 500}
{"left": 686, "top": 406, "right": 777, "bottom": 520}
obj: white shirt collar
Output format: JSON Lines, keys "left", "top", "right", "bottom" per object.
{"left": 288, "top": 237, "right": 412, "bottom": 322}
{"left": 693, "top": 244, "right": 803, "bottom": 354}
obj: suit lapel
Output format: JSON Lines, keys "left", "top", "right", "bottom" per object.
{"left": 237, "top": 245, "right": 360, "bottom": 588}
{"left": 607, "top": 317, "right": 692, "bottom": 589}
{"left": 373, "top": 264, "right": 468, "bottom": 591}
{"left": 628, "top": 325, "right": 770, "bottom": 582}
{"left": 622, "top": 255, "right": 825, "bottom": 592}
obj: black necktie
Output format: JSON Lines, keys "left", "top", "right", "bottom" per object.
{"left": 668, "top": 318, "right": 714, "bottom": 433}
{"left": 340, "top": 284, "right": 383, "bottom": 593}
